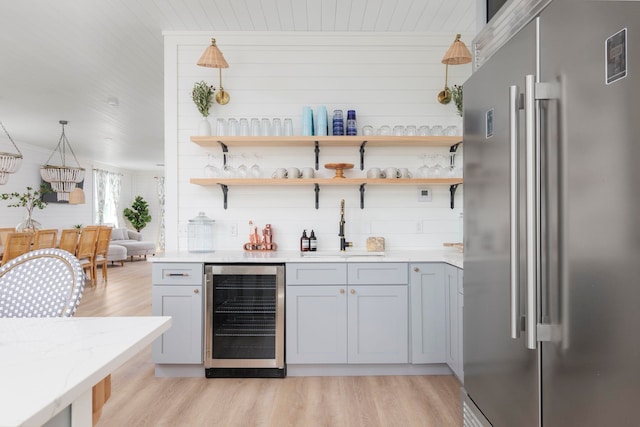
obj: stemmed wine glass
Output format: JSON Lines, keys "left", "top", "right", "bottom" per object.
{"left": 204, "top": 154, "right": 220, "bottom": 178}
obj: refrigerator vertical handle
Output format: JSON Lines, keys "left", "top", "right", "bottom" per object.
{"left": 509, "top": 85, "right": 520, "bottom": 339}
{"left": 524, "top": 74, "right": 537, "bottom": 350}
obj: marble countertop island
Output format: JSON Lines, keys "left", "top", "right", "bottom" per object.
{"left": 0, "top": 316, "right": 171, "bottom": 427}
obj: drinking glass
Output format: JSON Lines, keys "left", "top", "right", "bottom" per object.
{"left": 283, "top": 118, "right": 294, "bottom": 136}
{"left": 204, "top": 154, "right": 220, "bottom": 178}
{"left": 216, "top": 118, "right": 227, "bottom": 137}
{"left": 228, "top": 118, "right": 239, "bottom": 136}
{"left": 272, "top": 118, "right": 282, "bottom": 136}
{"left": 250, "top": 118, "right": 261, "bottom": 136}
{"left": 431, "top": 125, "right": 443, "bottom": 136}
{"left": 405, "top": 125, "right": 417, "bottom": 136}
{"left": 239, "top": 118, "right": 250, "bottom": 136}
{"left": 248, "top": 154, "right": 262, "bottom": 178}
{"left": 362, "top": 125, "right": 374, "bottom": 136}
{"left": 393, "top": 125, "right": 405, "bottom": 136}
{"left": 261, "top": 118, "right": 271, "bottom": 136}
{"left": 378, "top": 125, "right": 391, "bottom": 136}
{"left": 418, "top": 125, "right": 431, "bottom": 136}
{"left": 445, "top": 125, "right": 458, "bottom": 136}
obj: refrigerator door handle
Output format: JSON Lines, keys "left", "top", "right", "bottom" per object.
{"left": 525, "top": 74, "right": 538, "bottom": 350}
{"left": 509, "top": 84, "right": 521, "bottom": 339}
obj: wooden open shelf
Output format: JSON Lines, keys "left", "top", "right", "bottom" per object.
{"left": 190, "top": 178, "right": 462, "bottom": 186}
{"left": 190, "top": 135, "right": 461, "bottom": 148}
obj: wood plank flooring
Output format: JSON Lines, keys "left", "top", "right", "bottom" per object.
{"left": 75, "top": 261, "right": 463, "bottom": 427}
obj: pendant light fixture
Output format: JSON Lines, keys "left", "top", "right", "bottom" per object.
{"left": 438, "top": 34, "right": 472, "bottom": 105}
{"left": 197, "top": 38, "right": 230, "bottom": 105}
{"left": 40, "top": 120, "right": 85, "bottom": 202}
{"left": 0, "top": 121, "right": 23, "bottom": 185}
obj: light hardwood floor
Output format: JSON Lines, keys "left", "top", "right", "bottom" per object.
{"left": 75, "top": 261, "right": 463, "bottom": 427}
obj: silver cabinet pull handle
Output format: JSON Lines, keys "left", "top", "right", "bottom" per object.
{"left": 509, "top": 84, "right": 521, "bottom": 340}
{"left": 166, "top": 273, "right": 189, "bottom": 277}
{"left": 525, "top": 74, "right": 538, "bottom": 350}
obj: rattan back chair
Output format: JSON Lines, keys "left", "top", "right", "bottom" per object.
{"left": 76, "top": 227, "right": 98, "bottom": 283}
{"left": 33, "top": 228, "right": 58, "bottom": 250}
{"left": 0, "top": 227, "right": 14, "bottom": 246}
{"left": 1, "top": 232, "right": 34, "bottom": 266}
{"left": 58, "top": 228, "right": 80, "bottom": 254}
{"left": 93, "top": 226, "right": 112, "bottom": 283}
{"left": 0, "top": 248, "right": 85, "bottom": 317}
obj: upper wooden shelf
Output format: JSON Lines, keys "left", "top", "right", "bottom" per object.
{"left": 190, "top": 135, "right": 461, "bottom": 148}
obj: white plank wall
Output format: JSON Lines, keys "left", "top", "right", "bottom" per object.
{"left": 164, "top": 31, "right": 472, "bottom": 252}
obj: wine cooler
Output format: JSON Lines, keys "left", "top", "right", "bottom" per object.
{"left": 204, "top": 264, "right": 285, "bottom": 378}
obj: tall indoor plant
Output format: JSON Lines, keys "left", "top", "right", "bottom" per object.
{"left": 123, "top": 196, "right": 152, "bottom": 232}
{"left": 192, "top": 80, "right": 215, "bottom": 135}
{"left": 1, "top": 185, "right": 50, "bottom": 231}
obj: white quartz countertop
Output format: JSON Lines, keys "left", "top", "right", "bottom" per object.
{"left": 150, "top": 249, "right": 463, "bottom": 269}
{"left": 0, "top": 316, "right": 171, "bottom": 426}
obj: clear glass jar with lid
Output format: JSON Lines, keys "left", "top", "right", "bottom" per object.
{"left": 188, "top": 212, "right": 215, "bottom": 252}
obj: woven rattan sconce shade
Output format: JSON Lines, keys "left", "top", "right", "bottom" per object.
{"left": 197, "top": 38, "right": 230, "bottom": 105}
{"left": 441, "top": 34, "right": 472, "bottom": 65}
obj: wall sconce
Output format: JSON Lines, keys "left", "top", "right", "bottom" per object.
{"left": 0, "top": 121, "right": 23, "bottom": 185}
{"left": 197, "top": 38, "right": 230, "bottom": 105}
{"left": 40, "top": 120, "right": 85, "bottom": 202}
{"left": 438, "top": 34, "right": 472, "bottom": 105}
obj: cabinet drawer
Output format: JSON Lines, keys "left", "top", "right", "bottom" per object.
{"left": 152, "top": 263, "right": 204, "bottom": 285}
{"left": 286, "top": 263, "right": 347, "bottom": 285}
{"left": 348, "top": 263, "right": 408, "bottom": 285}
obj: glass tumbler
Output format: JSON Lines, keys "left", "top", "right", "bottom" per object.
{"left": 239, "top": 118, "right": 250, "bottom": 136}
{"left": 216, "top": 118, "right": 227, "bottom": 137}
{"left": 261, "top": 118, "right": 271, "bottom": 136}
{"left": 272, "top": 118, "right": 282, "bottom": 136}
{"left": 283, "top": 118, "right": 294, "bottom": 136}
{"left": 228, "top": 118, "right": 239, "bottom": 136}
{"left": 250, "top": 118, "right": 261, "bottom": 136}
{"left": 393, "top": 125, "right": 405, "bottom": 136}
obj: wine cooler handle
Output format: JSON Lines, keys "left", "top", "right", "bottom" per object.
{"left": 509, "top": 84, "right": 521, "bottom": 340}
{"left": 525, "top": 74, "right": 538, "bottom": 350}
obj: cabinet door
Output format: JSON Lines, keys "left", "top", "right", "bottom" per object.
{"left": 286, "top": 285, "right": 348, "bottom": 364}
{"left": 347, "top": 285, "right": 408, "bottom": 364}
{"left": 457, "top": 268, "right": 464, "bottom": 382}
{"left": 152, "top": 285, "right": 203, "bottom": 364}
{"left": 410, "top": 263, "right": 446, "bottom": 363}
{"left": 445, "top": 265, "right": 461, "bottom": 377}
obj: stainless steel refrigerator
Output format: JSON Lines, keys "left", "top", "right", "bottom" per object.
{"left": 462, "top": 1, "right": 640, "bottom": 425}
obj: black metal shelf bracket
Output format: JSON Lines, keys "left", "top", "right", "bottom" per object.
{"left": 449, "top": 184, "right": 461, "bottom": 209}
{"left": 449, "top": 141, "right": 463, "bottom": 168}
{"left": 314, "top": 184, "right": 320, "bottom": 209}
{"left": 314, "top": 141, "right": 320, "bottom": 170}
{"left": 217, "top": 141, "right": 229, "bottom": 165}
{"left": 359, "top": 141, "right": 368, "bottom": 170}
{"left": 359, "top": 184, "right": 366, "bottom": 209}
{"left": 219, "top": 184, "right": 229, "bottom": 209}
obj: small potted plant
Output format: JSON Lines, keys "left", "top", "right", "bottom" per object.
{"left": 192, "top": 81, "right": 216, "bottom": 135}
{"left": 452, "top": 85, "right": 464, "bottom": 117}
{"left": 1, "top": 184, "right": 50, "bottom": 231}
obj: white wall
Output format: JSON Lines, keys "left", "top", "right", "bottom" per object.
{"left": 0, "top": 139, "right": 163, "bottom": 249}
{"left": 164, "top": 31, "right": 472, "bottom": 252}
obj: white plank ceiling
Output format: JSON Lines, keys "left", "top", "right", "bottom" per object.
{"left": 0, "top": 0, "right": 476, "bottom": 171}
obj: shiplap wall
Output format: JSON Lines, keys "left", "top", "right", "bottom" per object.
{"left": 164, "top": 31, "right": 472, "bottom": 252}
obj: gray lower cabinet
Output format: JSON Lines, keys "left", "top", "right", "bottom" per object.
{"left": 286, "top": 263, "right": 408, "bottom": 364}
{"left": 409, "top": 263, "right": 446, "bottom": 364}
{"left": 445, "top": 264, "right": 464, "bottom": 380}
{"left": 151, "top": 263, "right": 204, "bottom": 364}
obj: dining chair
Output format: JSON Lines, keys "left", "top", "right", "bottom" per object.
{"left": 0, "top": 227, "right": 15, "bottom": 246}
{"left": 0, "top": 247, "right": 85, "bottom": 317}
{"left": 58, "top": 228, "right": 80, "bottom": 254}
{"left": 33, "top": 228, "right": 58, "bottom": 250}
{"left": 1, "top": 232, "right": 34, "bottom": 266}
{"left": 75, "top": 227, "right": 99, "bottom": 284}
{"left": 93, "top": 226, "right": 112, "bottom": 283}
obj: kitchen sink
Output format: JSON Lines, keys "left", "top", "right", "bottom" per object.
{"left": 300, "top": 251, "right": 385, "bottom": 258}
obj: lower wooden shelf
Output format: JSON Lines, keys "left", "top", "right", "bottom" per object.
{"left": 189, "top": 178, "right": 463, "bottom": 209}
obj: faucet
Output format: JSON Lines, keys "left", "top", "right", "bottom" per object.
{"left": 339, "top": 199, "right": 353, "bottom": 252}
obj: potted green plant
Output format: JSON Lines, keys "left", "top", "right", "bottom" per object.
{"left": 1, "top": 185, "right": 50, "bottom": 231}
{"left": 192, "top": 81, "right": 215, "bottom": 136}
{"left": 452, "top": 85, "right": 464, "bottom": 117}
{"left": 123, "top": 196, "right": 152, "bottom": 232}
